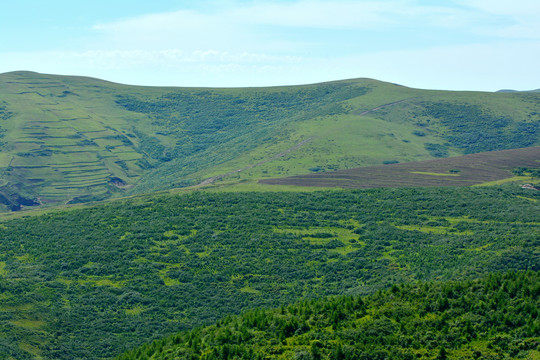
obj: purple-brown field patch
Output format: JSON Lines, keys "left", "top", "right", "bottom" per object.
{"left": 259, "top": 147, "right": 540, "bottom": 188}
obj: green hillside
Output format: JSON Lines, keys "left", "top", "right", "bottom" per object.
{"left": 0, "top": 186, "right": 538, "bottom": 359}
{"left": 119, "top": 270, "right": 540, "bottom": 360}
{"left": 1, "top": 71, "right": 539, "bottom": 210}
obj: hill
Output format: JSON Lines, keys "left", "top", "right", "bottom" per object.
{"left": 119, "top": 270, "right": 540, "bottom": 360}
{"left": 1, "top": 71, "right": 539, "bottom": 210}
{"left": 259, "top": 146, "right": 540, "bottom": 188}
{"left": 0, "top": 186, "right": 538, "bottom": 359}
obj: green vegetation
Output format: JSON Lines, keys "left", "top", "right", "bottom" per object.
{"left": 1, "top": 71, "right": 539, "bottom": 210}
{"left": 424, "top": 143, "right": 449, "bottom": 158}
{"left": 372, "top": 97, "right": 540, "bottom": 154}
{"left": 115, "top": 82, "right": 370, "bottom": 193}
{"left": 513, "top": 167, "right": 540, "bottom": 177}
{"left": 421, "top": 102, "right": 539, "bottom": 153}
{"left": 1, "top": 71, "right": 539, "bottom": 360}
{"left": 0, "top": 186, "right": 538, "bottom": 359}
{"left": 120, "top": 271, "right": 540, "bottom": 360}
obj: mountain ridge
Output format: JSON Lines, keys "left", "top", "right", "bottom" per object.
{"left": 1, "top": 71, "right": 539, "bottom": 211}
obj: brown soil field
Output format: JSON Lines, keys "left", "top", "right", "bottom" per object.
{"left": 259, "top": 146, "right": 540, "bottom": 188}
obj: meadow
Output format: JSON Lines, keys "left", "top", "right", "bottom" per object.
{"left": 0, "top": 71, "right": 539, "bottom": 359}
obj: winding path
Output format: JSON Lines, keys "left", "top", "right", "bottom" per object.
{"left": 356, "top": 98, "right": 416, "bottom": 116}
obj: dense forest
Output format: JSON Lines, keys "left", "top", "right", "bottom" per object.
{"left": 119, "top": 270, "right": 540, "bottom": 359}
{"left": 0, "top": 186, "right": 538, "bottom": 358}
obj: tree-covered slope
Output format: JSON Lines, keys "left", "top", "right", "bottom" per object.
{"left": 1, "top": 71, "right": 539, "bottom": 210}
{"left": 0, "top": 187, "right": 538, "bottom": 358}
{"left": 119, "top": 271, "right": 540, "bottom": 360}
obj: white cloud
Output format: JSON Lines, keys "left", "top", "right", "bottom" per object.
{"left": 86, "top": 0, "right": 540, "bottom": 64}
{"left": 0, "top": 49, "right": 304, "bottom": 85}
{"left": 2, "top": 38, "right": 539, "bottom": 91}
{"left": 2, "top": 0, "right": 539, "bottom": 90}
{"left": 92, "top": 1, "right": 487, "bottom": 33}
{"left": 90, "top": 0, "right": 481, "bottom": 53}
{"left": 70, "top": 49, "right": 302, "bottom": 66}
{"left": 229, "top": 1, "right": 400, "bottom": 29}
{"left": 457, "top": 0, "right": 540, "bottom": 39}
{"left": 92, "top": 10, "right": 244, "bottom": 52}
{"left": 460, "top": 0, "right": 540, "bottom": 16}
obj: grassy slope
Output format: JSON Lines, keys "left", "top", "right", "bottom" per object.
{"left": 119, "top": 271, "right": 540, "bottom": 360}
{"left": 195, "top": 85, "right": 540, "bottom": 186}
{"left": 0, "top": 187, "right": 538, "bottom": 359}
{"left": 0, "top": 72, "right": 539, "bottom": 210}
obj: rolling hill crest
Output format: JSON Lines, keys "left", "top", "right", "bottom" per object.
{"left": 0, "top": 71, "right": 539, "bottom": 210}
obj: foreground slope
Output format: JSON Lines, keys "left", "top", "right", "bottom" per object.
{"left": 1, "top": 71, "right": 539, "bottom": 210}
{"left": 120, "top": 271, "right": 540, "bottom": 360}
{"left": 0, "top": 187, "right": 538, "bottom": 358}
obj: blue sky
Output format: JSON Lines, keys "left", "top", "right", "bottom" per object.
{"left": 1, "top": 0, "right": 539, "bottom": 91}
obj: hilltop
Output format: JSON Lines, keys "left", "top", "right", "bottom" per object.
{"left": 1, "top": 71, "right": 539, "bottom": 210}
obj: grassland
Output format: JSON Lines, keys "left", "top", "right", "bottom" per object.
{"left": 0, "top": 71, "right": 539, "bottom": 211}
{"left": 1, "top": 71, "right": 539, "bottom": 360}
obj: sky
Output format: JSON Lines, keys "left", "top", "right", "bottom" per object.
{"left": 1, "top": 0, "right": 539, "bottom": 91}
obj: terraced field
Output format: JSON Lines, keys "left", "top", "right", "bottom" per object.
{"left": 0, "top": 72, "right": 148, "bottom": 209}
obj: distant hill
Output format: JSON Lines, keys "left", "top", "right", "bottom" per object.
{"left": 1, "top": 71, "right": 539, "bottom": 210}
{"left": 119, "top": 270, "right": 540, "bottom": 360}
{"left": 260, "top": 146, "right": 540, "bottom": 188}
{"left": 497, "top": 89, "right": 540, "bottom": 93}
